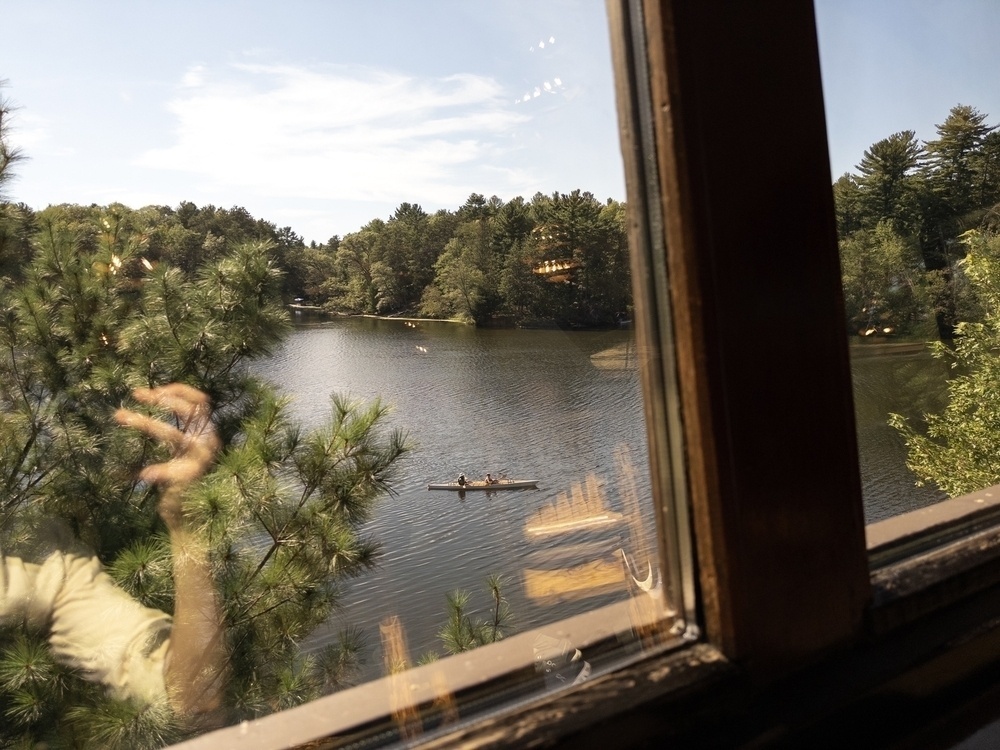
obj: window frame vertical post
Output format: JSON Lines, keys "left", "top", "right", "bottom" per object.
{"left": 632, "top": 0, "right": 871, "bottom": 677}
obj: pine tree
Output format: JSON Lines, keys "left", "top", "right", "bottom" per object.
{"left": 855, "top": 130, "right": 923, "bottom": 233}
{"left": 435, "top": 575, "right": 513, "bottom": 656}
{"left": 0, "top": 209, "right": 409, "bottom": 746}
{"left": 923, "top": 105, "right": 998, "bottom": 219}
{"left": 0, "top": 84, "right": 24, "bottom": 202}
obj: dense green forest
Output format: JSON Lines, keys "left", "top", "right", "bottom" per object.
{"left": 834, "top": 104, "right": 1000, "bottom": 339}
{"left": 0, "top": 192, "right": 632, "bottom": 331}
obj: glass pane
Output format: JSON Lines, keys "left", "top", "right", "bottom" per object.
{"left": 816, "top": 1, "right": 1000, "bottom": 524}
{"left": 0, "top": 1, "right": 688, "bottom": 745}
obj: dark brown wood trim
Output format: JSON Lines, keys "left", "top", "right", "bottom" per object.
{"left": 641, "top": 0, "right": 871, "bottom": 675}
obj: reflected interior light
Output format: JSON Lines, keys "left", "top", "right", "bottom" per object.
{"left": 543, "top": 81, "right": 552, "bottom": 91}
{"left": 524, "top": 475, "right": 623, "bottom": 538}
{"left": 615, "top": 444, "right": 676, "bottom": 642}
{"left": 533, "top": 87, "right": 541, "bottom": 97}
{"left": 554, "top": 77, "right": 562, "bottom": 86}
{"left": 380, "top": 616, "right": 421, "bottom": 740}
{"left": 523, "top": 559, "right": 626, "bottom": 603}
{"left": 429, "top": 670, "right": 459, "bottom": 729}
{"left": 549, "top": 36, "right": 556, "bottom": 44}
{"left": 533, "top": 633, "right": 591, "bottom": 689}
{"left": 619, "top": 549, "right": 655, "bottom": 591}
{"left": 539, "top": 40, "right": 546, "bottom": 48}
{"left": 521, "top": 474, "right": 630, "bottom": 605}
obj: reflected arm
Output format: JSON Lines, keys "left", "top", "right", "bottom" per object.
{"left": 115, "top": 384, "right": 227, "bottom": 724}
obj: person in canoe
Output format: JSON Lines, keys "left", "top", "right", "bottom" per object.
{"left": 485, "top": 473, "right": 498, "bottom": 485}
{"left": 458, "top": 473, "right": 467, "bottom": 487}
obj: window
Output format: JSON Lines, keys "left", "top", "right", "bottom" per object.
{"left": 178, "top": 0, "right": 882, "bottom": 745}
{"left": 2, "top": 2, "right": 692, "bottom": 748}
{"left": 9, "top": 1, "right": 1000, "bottom": 748}
{"left": 172, "top": 0, "right": 1000, "bottom": 746}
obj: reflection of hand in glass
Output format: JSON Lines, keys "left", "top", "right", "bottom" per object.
{"left": 116, "top": 384, "right": 220, "bottom": 525}
{"left": 115, "top": 384, "right": 227, "bottom": 724}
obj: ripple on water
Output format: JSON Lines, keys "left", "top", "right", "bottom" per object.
{"left": 259, "top": 323, "right": 948, "bottom": 673}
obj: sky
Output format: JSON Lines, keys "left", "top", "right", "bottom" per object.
{"left": 2, "top": 2, "right": 1000, "bottom": 244}
{"left": 815, "top": 0, "right": 1000, "bottom": 179}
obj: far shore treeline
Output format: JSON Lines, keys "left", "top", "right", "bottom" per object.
{"left": 0, "top": 191, "right": 633, "bottom": 330}
{"left": 5, "top": 106, "right": 1000, "bottom": 337}
{"left": 835, "top": 104, "right": 1000, "bottom": 341}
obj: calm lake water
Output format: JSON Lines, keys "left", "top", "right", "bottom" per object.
{"left": 849, "top": 341, "right": 949, "bottom": 522}
{"left": 252, "top": 317, "right": 949, "bottom": 671}
{"left": 252, "top": 316, "right": 654, "bottom": 670}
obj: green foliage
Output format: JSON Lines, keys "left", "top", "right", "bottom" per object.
{"left": 0, "top": 202, "right": 34, "bottom": 282}
{"left": 892, "top": 230, "right": 1000, "bottom": 496}
{"left": 856, "top": 130, "right": 923, "bottom": 234}
{"left": 63, "top": 697, "right": 183, "bottom": 750}
{"left": 332, "top": 193, "right": 631, "bottom": 327}
{"left": 0, "top": 629, "right": 184, "bottom": 749}
{"left": 0, "top": 85, "right": 24, "bottom": 202}
{"left": 833, "top": 173, "right": 863, "bottom": 238}
{"left": 436, "top": 574, "right": 513, "bottom": 656}
{"left": 923, "top": 105, "right": 999, "bottom": 217}
{"left": 428, "top": 230, "right": 487, "bottom": 323}
{"left": 833, "top": 104, "right": 1000, "bottom": 339}
{"left": 0, "top": 208, "right": 409, "bottom": 745}
{"left": 839, "top": 221, "right": 928, "bottom": 334}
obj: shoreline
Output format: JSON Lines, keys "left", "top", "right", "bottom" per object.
{"left": 288, "top": 305, "right": 628, "bottom": 331}
{"left": 848, "top": 338, "right": 932, "bottom": 357}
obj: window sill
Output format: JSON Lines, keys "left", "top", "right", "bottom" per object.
{"left": 169, "top": 596, "right": 691, "bottom": 750}
{"left": 867, "top": 484, "right": 1000, "bottom": 568}
{"left": 867, "top": 485, "right": 1000, "bottom": 632}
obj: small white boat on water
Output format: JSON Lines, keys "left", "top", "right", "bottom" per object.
{"left": 427, "top": 479, "right": 538, "bottom": 491}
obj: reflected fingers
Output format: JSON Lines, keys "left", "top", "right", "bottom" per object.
{"left": 114, "top": 408, "right": 186, "bottom": 449}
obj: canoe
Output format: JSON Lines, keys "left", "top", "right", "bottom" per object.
{"left": 427, "top": 479, "right": 538, "bottom": 491}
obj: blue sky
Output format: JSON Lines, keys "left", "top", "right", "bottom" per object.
{"left": 2, "top": 2, "right": 999, "bottom": 243}
{"left": 815, "top": 0, "right": 1000, "bottom": 180}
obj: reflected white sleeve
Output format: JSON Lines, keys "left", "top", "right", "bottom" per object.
{"left": 0, "top": 549, "right": 172, "bottom": 705}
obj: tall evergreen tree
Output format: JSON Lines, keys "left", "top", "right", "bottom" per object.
{"left": 0, "top": 215, "right": 409, "bottom": 746}
{"left": 918, "top": 106, "right": 1000, "bottom": 338}
{"left": 832, "top": 173, "right": 863, "bottom": 238}
{"left": 923, "top": 105, "right": 998, "bottom": 218}
{"left": 856, "top": 130, "right": 923, "bottom": 233}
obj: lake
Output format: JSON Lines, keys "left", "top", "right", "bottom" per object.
{"left": 252, "top": 316, "right": 949, "bottom": 673}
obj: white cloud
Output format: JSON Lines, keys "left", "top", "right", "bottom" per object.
{"left": 135, "top": 62, "right": 534, "bottom": 210}
{"left": 7, "top": 111, "right": 52, "bottom": 151}
{"left": 181, "top": 65, "right": 207, "bottom": 88}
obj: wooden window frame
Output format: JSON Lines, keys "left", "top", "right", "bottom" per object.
{"left": 172, "top": 1, "right": 1000, "bottom": 747}
{"left": 420, "top": 0, "right": 1000, "bottom": 745}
